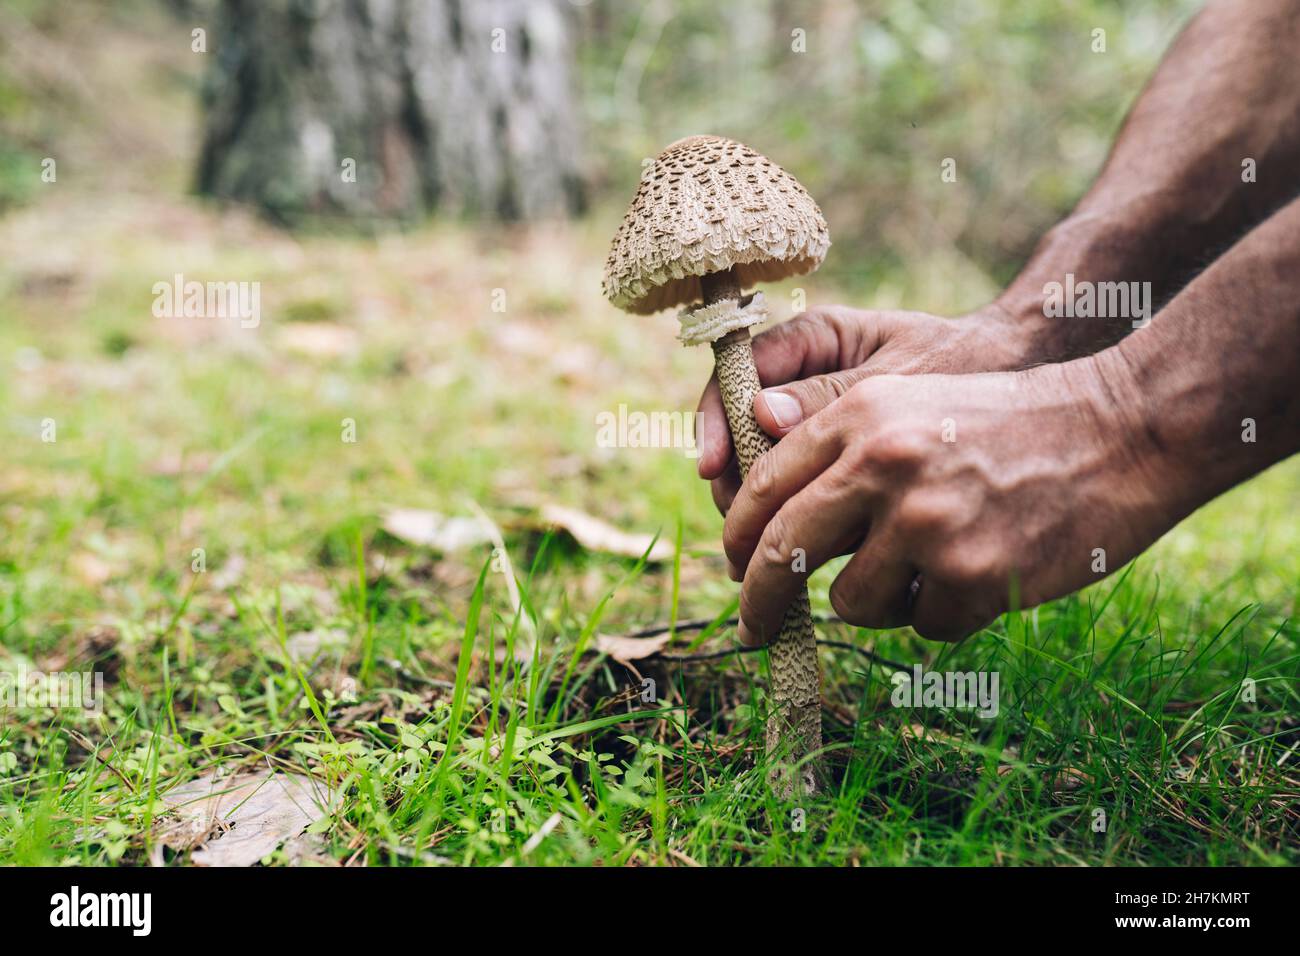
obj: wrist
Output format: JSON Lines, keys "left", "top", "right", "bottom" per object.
{"left": 986, "top": 279, "right": 1092, "bottom": 368}
{"left": 1066, "top": 346, "right": 1184, "bottom": 528}
{"left": 990, "top": 207, "right": 1179, "bottom": 364}
{"left": 956, "top": 303, "right": 1043, "bottom": 372}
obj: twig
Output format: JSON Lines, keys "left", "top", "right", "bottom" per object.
{"left": 64, "top": 728, "right": 137, "bottom": 795}
{"left": 623, "top": 616, "right": 729, "bottom": 638}
{"left": 384, "top": 660, "right": 457, "bottom": 692}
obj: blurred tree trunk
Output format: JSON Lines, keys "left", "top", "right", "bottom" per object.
{"left": 196, "top": 0, "right": 585, "bottom": 224}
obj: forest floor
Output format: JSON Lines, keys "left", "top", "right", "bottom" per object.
{"left": 1, "top": 6, "right": 1297, "bottom": 867}
{"left": 2, "top": 179, "right": 1298, "bottom": 865}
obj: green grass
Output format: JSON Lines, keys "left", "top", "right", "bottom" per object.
{"left": 0, "top": 0, "right": 1295, "bottom": 867}
{"left": 0, "top": 194, "right": 1296, "bottom": 866}
{"left": 0, "top": 516, "right": 1296, "bottom": 866}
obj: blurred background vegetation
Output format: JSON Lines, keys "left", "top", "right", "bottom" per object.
{"left": 578, "top": 0, "right": 1198, "bottom": 300}
{"left": 2, "top": 0, "right": 1199, "bottom": 305}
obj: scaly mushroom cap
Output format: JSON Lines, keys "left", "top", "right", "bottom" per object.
{"left": 603, "top": 135, "right": 830, "bottom": 315}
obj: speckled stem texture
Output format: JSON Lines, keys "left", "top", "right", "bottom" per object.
{"left": 711, "top": 329, "right": 823, "bottom": 799}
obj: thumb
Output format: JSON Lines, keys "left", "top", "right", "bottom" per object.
{"left": 753, "top": 367, "right": 870, "bottom": 437}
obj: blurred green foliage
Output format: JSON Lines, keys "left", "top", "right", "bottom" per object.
{"left": 1, "top": 0, "right": 1199, "bottom": 294}
{"left": 577, "top": 0, "right": 1199, "bottom": 296}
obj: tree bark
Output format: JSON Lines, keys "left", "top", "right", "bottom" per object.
{"left": 196, "top": 0, "right": 585, "bottom": 224}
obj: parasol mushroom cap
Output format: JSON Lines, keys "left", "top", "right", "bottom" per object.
{"left": 603, "top": 135, "right": 830, "bottom": 315}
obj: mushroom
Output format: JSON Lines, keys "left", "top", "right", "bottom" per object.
{"left": 602, "top": 135, "right": 830, "bottom": 797}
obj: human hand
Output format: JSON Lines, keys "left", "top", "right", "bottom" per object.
{"left": 720, "top": 358, "right": 1172, "bottom": 644}
{"left": 696, "top": 305, "right": 1031, "bottom": 512}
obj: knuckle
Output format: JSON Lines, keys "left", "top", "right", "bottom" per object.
{"left": 824, "top": 369, "right": 859, "bottom": 401}
{"left": 867, "top": 426, "right": 928, "bottom": 472}
{"left": 745, "top": 453, "right": 779, "bottom": 504}
{"left": 756, "top": 515, "right": 795, "bottom": 572}
{"left": 819, "top": 305, "right": 868, "bottom": 347}
{"left": 804, "top": 395, "right": 856, "bottom": 453}
{"left": 795, "top": 378, "right": 838, "bottom": 413}
{"left": 797, "top": 405, "right": 837, "bottom": 450}
{"left": 795, "top": 304, "right": 846, "bottom": 329}
{"left": 763, "top": 307, "right": 835, "bottom": 353}
{"left": 932, "top": 546, "right": 1004, "bottom": 590}
{"left": 843, "top": 377, "right": 882, "bottom": 413}
{"left": 895, "top": 491, "right": 954, "bottom": 535}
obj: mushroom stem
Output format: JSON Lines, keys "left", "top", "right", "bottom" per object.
{"left": 699, "top": 268, "right": 742, "bottom": 305}
{"left": 702, "top": 269, "right": 823, "bottom": 798}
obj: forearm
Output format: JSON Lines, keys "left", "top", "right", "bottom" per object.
{"left": 997, "top": 0, "right": 1300, "bottom": 361}
{"left": 1084, "top": 194, "right": 1300, "bottom": 528}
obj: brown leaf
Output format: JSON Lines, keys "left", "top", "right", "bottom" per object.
{"left": 69, "top": 552, "right": 113, "bottom": 586}
{"left": 1051, "top": 767, "right": 1092, "bottom": 793}
{"left": 147, "top": 450, "right": 213, "bottom": 477}
{"left": 276, "top": 322, "right": 358, "bottom": 358}
{"left": 156, "top": 769, "right": 339, "bottom": 867}
{"left": 899, "top": 723, "right": 967, "bottom": 750}
{"left": 381, "top": 508, "right": 495, "bottom": 553}
{"left": 594, "top": 631, "right": 671, "bottom": 664}
{"left": 283, "top": 627, "right": 348, "bottom": 663}
{"left": 540, "top": 504, "right": 673, "bottom": 562}
{"left": 209, "top": 553, "right": 246, "bottom": 590}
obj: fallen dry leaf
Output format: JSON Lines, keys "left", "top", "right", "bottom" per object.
{"left": 381, "top": 508, "right": 495, "bottom": 553}
{"left": 898, "top": 723, "right": 1018, "bottom": 764}
{"left": 594, "top": 631, "right": 671, "bottom": 664}
{"left": 899, "top": 723, "right": 968, "bottom": 750}
{"left": 209, "top": 553, "right": 246, "bottom": 590}
{"left": 39, "top": 624, "right": 120, "bottom": 675}
{"left": 1051, "top": 767, "right": 1093, "bottom": 793}
{"left": 69, "top": 552, "right": 113, "bottom": 586}
{"left": 540, "top": 504, "right": 673, "bottom": 562}
{"left": 276, "top": 321, "right": 359, "bottom": 358}
{"left": 283, "top": 627, "right": 348, "bottom": 663}
{"left": 156, "top": 769, "right": 339, "bottom": 867}
{"left": 147, "top": 450, "right": 214, "bottom": 477}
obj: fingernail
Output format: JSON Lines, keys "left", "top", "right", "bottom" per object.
{"left": 761, "top": 390, "right": 803, "bottom": 429}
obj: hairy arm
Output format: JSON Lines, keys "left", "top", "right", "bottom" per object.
{"left": 1092, "top": 193, "right": 1300, "bottom": 529}
{"left": 996, "top": 0, "right": 1300, "bottom": 359}
{"left": 698, "top": 0, "right": 1300, "bottom": 507}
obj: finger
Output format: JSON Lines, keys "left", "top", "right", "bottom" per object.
{"left": 723, "top": 404, "right": 851, "bottom": 577}
{"left": 710, "top": 457, "right": 741, "bottom": 515}
{"left": 749, "top": 306, "right": 875, "bottom": 384}
{"left": 700, "top": 306, "right": 878, "bottom": 478}
{"left": 909, "top": 578, "right": 996, "bottom": 643}
{"left": 827, "top": 528, "right": 917, "bottom": 630}
{"left": 735, "top": 461, "right": 875, "bottom": 646}
{"left": 754, "top": 367, "right": 871, "bottom": 438}
{"left": 695, "top": 374, "right": 731, "bottom": 479}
